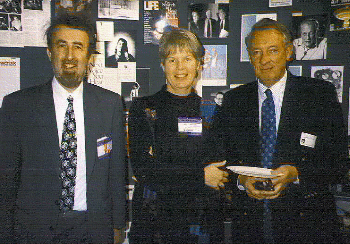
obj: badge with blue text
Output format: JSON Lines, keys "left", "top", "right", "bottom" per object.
{"left": 178, "top": 117, "right": 202, "bottom": 136}
{"left": 97, "top": 136, "right": 112, "bottom": 159}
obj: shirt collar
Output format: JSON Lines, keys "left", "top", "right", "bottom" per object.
{"left": 52, "top": 77, "right": 84, "bottom": 101}
{"left": 258, "top": 70, "right": 287, "bottom": 97}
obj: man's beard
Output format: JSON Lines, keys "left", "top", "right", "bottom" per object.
{"left": 58, "top": 70, "right": 84, "bottom": 88}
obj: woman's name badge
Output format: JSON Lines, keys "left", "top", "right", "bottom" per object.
{"left": 178, "top": 117, "right": 202, "bottom": 136}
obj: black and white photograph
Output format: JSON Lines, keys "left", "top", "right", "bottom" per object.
{"left": 122, "top": 68, "right": 150, "bottom": 108}
{"left": 0, "top": 0, "right": 21, "bottom": 14}
{"left": 188, "top": 3, "right": 229, "bottom": 38}
{"left": 105, "top": 30, "right": 136, "bottom": 68}
{"left": 9, "top": 14, "right": 21, "bottom": 31}
{"left": 24, "top": 0, "right": 42, "bottom": 10}
{"left": 98, "top": 0, "right": 139, "bottom": 20}
{"left": 0, "top": 13, "right": 8, "bottom": 30}
{"left": 292, "top": 15, "right": 327, "bottom": 60}
{"left": 311, "top": 66, "right": 344, "bottom": 102}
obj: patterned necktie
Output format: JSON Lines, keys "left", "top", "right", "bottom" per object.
{"left": 59, "top": 95, "right": 77, "bottom": 211}
{"left": 261, "top": 89, "right": 276, "bottom": 169}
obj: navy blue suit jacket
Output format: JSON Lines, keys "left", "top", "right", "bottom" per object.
{"left": 206, "top": 74, "right": 348, "bottom": 243}
{"left": 0, "top": 81, "right": 126, "bottom": 243}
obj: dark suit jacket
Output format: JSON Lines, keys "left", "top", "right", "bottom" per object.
{"left": 0, "top": 81, "right": 126, "bottom": 243}
{"left": 206, "top": 74, "right": 348, "bottom": 243}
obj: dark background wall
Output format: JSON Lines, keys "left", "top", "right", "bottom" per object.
{"left": 1, "top": 0, "right": 349, "bottom": 124}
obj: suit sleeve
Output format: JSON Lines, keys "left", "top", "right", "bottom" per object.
{"left": 128, "top": 98, "right": 156, "bottom": 185}
{"left": 110, "top": 95, "right": 126, "bottom": 229}
{"left": 297, "top": 82, "right": 349, "bottom": 187}
{"left": 0, "top": 95, "right": 21, "bottom": 243}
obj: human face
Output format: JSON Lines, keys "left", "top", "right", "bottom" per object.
{"left": 218, "top": 10, "right": 225, "bottom": 20}
{"left": 116, "top": 40, "right": 124, "bottom": 55}
{"left": 163, "top": 48, "right": 201, "bottom": 95}
{"left": 206, "top": 10, "right": 211, "bottom": 18}
{"left": 47, "top": 25, "right": 91, "bottom": 89}
{"left": 248, "top": 29, "right": 293, "bottom": 87}
{"left": 214, "top": 94, "right": 223, "bottom": 106}
{"left": 300, "top": 23, "right": 316, "bottom": 48}
{"left": 192, "top": 11, "right": 199, "bottom": 23}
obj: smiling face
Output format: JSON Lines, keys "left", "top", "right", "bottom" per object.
{"left": 47, "top": 25, "right": 91, "bottom": 89}
{"left": 163, "top": 47, "right": 201, "bottom": 95}
{"left": 248, "top": 29, "right": 293, "bottom": 87}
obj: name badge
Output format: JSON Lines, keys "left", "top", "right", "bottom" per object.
{"left": 97, "top": 136, "right": 112, "bottom": 159}
{"left": 300, "top": 132, "right": 317, "bottom": 148}
{"left": 178, "top": 117, "right": 202, "bottom": 136}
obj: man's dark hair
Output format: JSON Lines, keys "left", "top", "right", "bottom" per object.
{"left": 245, "top": 18, "right": 293, "bottom": 51}
{"left": 45, "top": 12, "right": 97, "bottom": 55}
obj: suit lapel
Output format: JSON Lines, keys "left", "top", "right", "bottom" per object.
{"left": 37, "top": 82, "right": 60, "bottom": 174}
{"left": 83, "top": 83, "right": 104, "bottom": 180}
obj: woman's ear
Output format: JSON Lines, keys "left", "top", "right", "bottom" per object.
{"left": 47, "top": 48, "right": 51, "bottom": 61}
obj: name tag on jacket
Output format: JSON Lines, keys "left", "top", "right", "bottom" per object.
{"left": 97, "top": 136, "right": 112, "bottom": 159}
{"left": 300, "top": 132, "right": 317, "bottom": 148}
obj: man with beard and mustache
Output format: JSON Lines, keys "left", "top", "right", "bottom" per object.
{"left": 0, "top": 12, "right": 126, "bottom": 243}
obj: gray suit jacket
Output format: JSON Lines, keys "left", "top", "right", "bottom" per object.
{"left": 0, "top": 81, "right": 126, "bottom": 243}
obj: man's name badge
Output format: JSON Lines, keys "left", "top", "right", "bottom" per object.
{"left": 178, "top": 117, "right": 202, "bottom": 136}
{"left": 97, "top": 136, "right": 112, "bottom": 159}
{"left": 300, "top": 132, "right": 317, "bottom": 148}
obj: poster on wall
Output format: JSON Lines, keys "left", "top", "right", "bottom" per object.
{"left": 98, "top": 0, "right": 139, "bottom": 20}
{"left": 143, "top": 0, "right": 178, "bottom": 45}
{"left": 311, "top": 66, "right": 344, "bottom": 103}
{"left": 188, "top": 3, "right": 229, "bottom": 38}
{"left": 291, "top": 15, "right": 328, "bottom": 60}
{"left": 330, "top": 1, "right": 350, "bottom": 31}
{"left": 240, "top": 13, "right": 277, "bottom": 62}
{"left": 0, "top": 57, "right": 20, "bottom": 107}
{"left": 0, "top": 0, "right": 51, "bottom": 47}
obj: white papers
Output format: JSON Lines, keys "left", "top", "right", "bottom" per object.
{"left": 0, "top": 57, "right": 20, "bottom": 107}
{"left": 226, "top": 166, "right": 282, "bottom": 178}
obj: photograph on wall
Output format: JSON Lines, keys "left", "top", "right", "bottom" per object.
{"left": 98, "top": 0, "right": 139, "bottom": 20}
{"left": 292, "top": 15, "right": 327, "bottom": 60}
{"left": 269, "top": 0, "right": 292, "bottom": 7}
{"left": 188, "top": 3, "right": 229, "bottom": 38}
{"left": 55, "top": 0, "right": 93, "bottom": 14}
{"left": 288, "top": 65, "right": 302, "bottom": 76}
{"left": 240, "top": 13, "right": 277, "bottom": 62}
{"left": 201, "top": 86, "right": 229, "bottom": 127}
{"left": 143, "top": 0, "right": 178, "bottom": 45}
{"left": 311, "top": 66, "right": 344, "bottom": 103}
{"left": 105, "top": 30, "right": 136, "bottom": 68}
{"left": 200, "top": 44, "right": 227, "bottom": 86}
{"left": 24, "top": 0, "right": 43, "bottom": 10}
{"left": 330, "top": 2, "right": 350, "bottom": 31}
{"left": 122, "top": 68, "right": 150, "bottom": 108}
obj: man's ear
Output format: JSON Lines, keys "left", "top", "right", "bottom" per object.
{"left": 286, "top": 44, "right": 294, "bottom": 61}
{"left": 46, "top": 48, "right": 51, "bottom": 61}
{"left": 160, "top": 63, "right": 165, "bottom": 72}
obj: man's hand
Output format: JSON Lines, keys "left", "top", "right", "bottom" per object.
{"left": 114, "top": 228, "right": 126, "bottom": 244}
{"left": 239, "top": 165, "right": 298, "bottom": 200}
{"left": 204, "top": 161, "right": 229, "bottom": 190}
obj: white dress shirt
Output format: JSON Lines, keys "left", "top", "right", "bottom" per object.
{"left": 258, "top": 71, "right": 287, "bottom": 133}
{"left": 52, "top": 78, "right": 87, "bottom": 211}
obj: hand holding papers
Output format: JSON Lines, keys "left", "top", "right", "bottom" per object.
{"left": 226, "top": 166, "right": 283, "bottom": 178}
